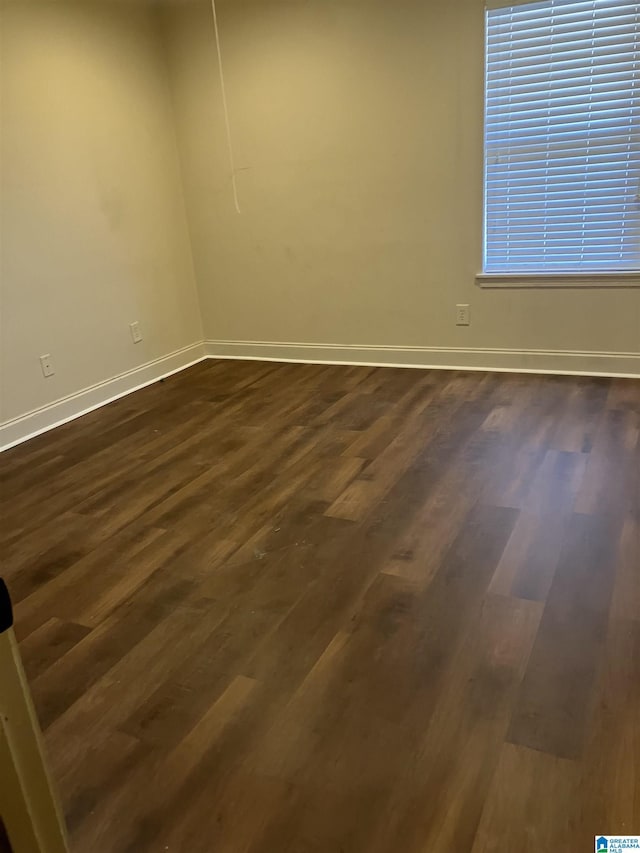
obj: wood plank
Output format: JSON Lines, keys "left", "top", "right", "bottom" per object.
{"left": 489, "top": 510, "right": 567, "bottom": 602}
{"left": 507, "top": 512, "right": 621, "bottom": 759}
{"left": 470, "top": 743, "right": 581, "bottom": 853}
{"left": 18, "top": 617, "right": 91, "bottom": 682}
{"left": 29, "top": 573, "right": 197, "bottom": 731}
{"left": 0, "top": 361, "right": 636, "bottom": 853}
{"left": 71, "top": 676, "right": 257, "bottom": 853}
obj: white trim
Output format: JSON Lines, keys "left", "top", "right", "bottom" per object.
{"left": 0, "top": 342, "right": 206, "bottom": 452}
{"left": 477, "top": 271, "right": 640, "bottom": 289}
{"left": 2, "top": 338, "right": 638, "bottom": 451}
{"left": 205, "top": 340, "right": 640, "bottom": 378}
{"left": 0, "top": 629, "right": 69, "bottom": 853}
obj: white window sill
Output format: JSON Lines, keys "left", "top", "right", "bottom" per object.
{"left": 476, "top": 272, "right": 640, "bottom": 289}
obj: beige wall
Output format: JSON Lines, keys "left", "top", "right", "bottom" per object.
{"left": 1, "top": 0, "right": 637, "bottom": 438}
{"left": 162, "top": 0, "right": 639, "bottom": 367}
{"left": 0, "top": 0, "right": 203, "bottom": 425}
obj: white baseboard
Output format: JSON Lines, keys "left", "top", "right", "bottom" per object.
{"left": 3, "top": 338, "right": 637, "bottom": 451}
{"left": 0, "top": 342, "right": 206, "bottom": 452}
{"left": 205, "top": 339, "right": 640, "bottom": 378}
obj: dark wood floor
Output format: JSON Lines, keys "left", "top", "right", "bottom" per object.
{"left": 1, "top": 360, "right": 638, "bottom": 852}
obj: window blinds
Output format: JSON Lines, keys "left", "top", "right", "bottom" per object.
{"left": 484, "top": 0, "right": 640, "bottom": 274}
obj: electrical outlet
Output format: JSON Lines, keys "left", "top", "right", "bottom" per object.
{"left": 40, "top": 354, "right": 55, "bottom": 377}
{"left": 129, "top": 321, "right": 143, "bottom": 344}
{"left": 456, "top": 304, "right": 470, "bottom": 326}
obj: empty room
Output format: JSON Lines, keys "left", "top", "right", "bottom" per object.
{"left": 0, "top": 0, "right": 639, "bottom": 851}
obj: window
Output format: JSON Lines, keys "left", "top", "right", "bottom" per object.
{"left": 483, "top": 0, "right": 640, "bottom": 280}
